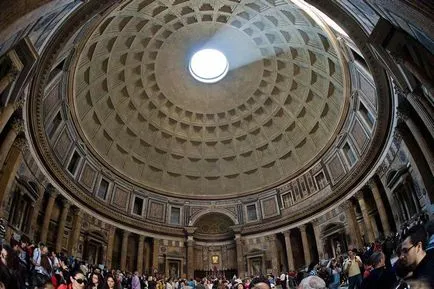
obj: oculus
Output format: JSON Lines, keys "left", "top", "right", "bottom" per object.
{"left": 189, "top": 49, "right": 229, "bottom": 83}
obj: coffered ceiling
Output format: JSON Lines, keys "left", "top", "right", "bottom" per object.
{"left": 72, "top": 0, "right": 347, "bottom": 197}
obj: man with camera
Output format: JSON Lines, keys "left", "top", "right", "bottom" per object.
{"left": 343, "top": 247, "right": 363, "bottom": 289}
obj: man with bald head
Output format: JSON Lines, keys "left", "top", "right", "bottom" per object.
{"left": 297, "top": 276, "right": 326, "bottom": 289}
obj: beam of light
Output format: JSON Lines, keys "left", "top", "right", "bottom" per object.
{"left": 291, "top": 0, "right": 349, "bottom": 37}
{"left": 192, "top": 0, "right": 348, "bottom": 75}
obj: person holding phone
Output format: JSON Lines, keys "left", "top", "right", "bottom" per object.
{"left": 343, "top": 247, "right": 363, "bottom": 289}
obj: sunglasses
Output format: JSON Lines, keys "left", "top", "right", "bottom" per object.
{"left": 74, "top": 277, "right": 88, "bottom": 285}
{"left": 399, "top": 244, "right": 415, "bottom": 255}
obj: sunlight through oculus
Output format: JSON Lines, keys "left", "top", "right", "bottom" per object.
{"left": 189, "top": 49, "right": 229, "bottom": 83}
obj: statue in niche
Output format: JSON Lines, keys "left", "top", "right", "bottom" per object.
{"left": 170, "top": 265, "right": 177, "bottom": 278}
{"left": 335, "top": 241, "right": 342, "bottom": 256}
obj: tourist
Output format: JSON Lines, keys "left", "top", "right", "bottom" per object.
{"left": 326, "top": 258, "right": 341, "bottom": 289}
{"left": 297, "top": 276, "right": 326, "bottom": 289}
{"left": 0, "top": 244, "right": 19, "bottom": 289}
{"left": 89, "top": 271, "right": 104, "bottom": 289}
{"left": 343, "top": 247, "right": 363, "bottom": 289}
{"left": 104, "top": 275, "right": 119, "bottom": 289}
{"left": 360, "top": 251, "right": 396, "bottom": 289}
{"left": 70, "top": 272, "right": 88, "bottom": 289}
{"left": 399, "top": 225, "right": 434, "bottom": 288}
{"left": 132, "top": 271, "right": 141, "bottom": 289}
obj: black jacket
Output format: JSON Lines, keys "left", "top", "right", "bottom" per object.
{"left": 407, "top": 254, "right": 434, "bottom": 289}
{"left": 361, "top": 266, "right": 396, "bottom": 289}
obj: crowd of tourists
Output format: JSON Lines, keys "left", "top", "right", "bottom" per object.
{"left": 290, "top": 213, "right": 434, "bottom": 289}
{"left": 0, "top": 214, "right": 433, "bottom": 289}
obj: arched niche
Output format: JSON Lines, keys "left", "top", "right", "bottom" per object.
{"left": 193, "top": 212, "right": 235, "bottom": 241}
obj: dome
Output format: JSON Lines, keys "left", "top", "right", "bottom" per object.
{"left": 71, "top": 0, "right": 348, "bottom": 198}
{"left": 21, "top": 0, "right": 402, "bottom": 235}
{"left": 1, "top": 0, "right": 432, "bottom": 277}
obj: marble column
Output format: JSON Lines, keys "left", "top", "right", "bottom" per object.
{"left": 187, "top": 239, "right": 194, "bottom": 278}
{"left": 0, "top": 118, "right": 23, "bottom": 169}
{"left": 40, "top": 187, "right": 59, "bottom": 243}
{"left": 68, "top": 207, "right": 82, "bottom": 256}
{"left": 145, "top": 241, "right": 151, "bottom": 274}
{"left": 300, "top": 224, "right": 311, "bottom": 265}
{"left": 137, "top": 235, "right": 145, "bottom": 274}
{"left": 222, "top": 245, "right": 229, "bottom": 270}
{"left": 356, "top": 191, "right": 375, "bottom": 243}
{"left": 312, "top": 221, "right": 324, "bottom": 260}
{"left": 28, "top": 183, "right": 45, "bottom": 239}
{"left": 185, "top": 226, "right": 197, "bottom": 278}
{"left": 102, "top": 245, "right": 108, "bottom": 267}
{"left": 406, "top": 92, "right": 434, "bottom": 142}
{"left": 395, "top": 119, "right": 434, "bottom": 201}
{"left": 342, "top": 201, "right": 363, "bottom": 249}
{"left": 202, "top": 246, "right": 209, "bottom": 270}
{"left": 120, "top": 230, "right": 130, "bottom": 271}
{"left": 55, "top": 199, "right": 70, "bottom": 253}
{"left": 398, "top": 111, "right": 434, "bottom": 174}
{"left": 0, "top": 69, "right": 18, "bottom": 95}
{"left": 233, "top": 226, "right": 244, "bottom": 278}
{"left": 152, "top": 238, "right": 160, "bottom": 272}
{"left": 370, "top": 216, "right": 380, "bottom": 239}
{"left": 235, "top": 234, "right": 246, "bottom": 278}
{"left": 0, "top": 100, "right": 22, "bottom": 135}
{"left": 105, "top": 225, "right": 116, "bottom": 269}
{"left": 369, "top": 179, "right": 391, "bottom": 236}
{"left": 0, "top": 137, "right": 26, "bottom": 218}
{"left": 283, "top": 231, "right": 295, "bottom": 271}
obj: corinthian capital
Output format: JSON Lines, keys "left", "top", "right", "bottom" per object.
{"left": 396, "top": 110, "right": 409, "bottom": 122}
{"left": 11, "top": 118, "right": 24, "bottom": 133}
{"left": 12, "top": 99, "right": 24, "bottom": 110}
{"left": 46, "top": 186, "right": 59, "bottom": 198}
{"left": 367, "top": 178, "right": 378, "bottom": 189}
{"left": 339, "top": 200, "right": 353, "bottom": 211}
{"left": 354, "top": 190, "right": 365, "bottom": 200}
{"left": 12, "top": 137, "right": 28, "bottom": 151}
